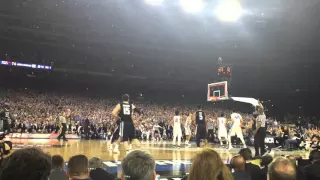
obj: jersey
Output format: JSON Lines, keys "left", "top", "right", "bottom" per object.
{"left": 0, "top": 109, "right": 10, "bottom": 121}
{"left": 0, "top": 109, "right": 11, "bottom": 132}
{"left": 196, "top": 111, "right": 206, "bottom": 125}
{"left": 256, "top": 114, "right": 266, "bottom": 128}
{"left": 231, "top": 113, "right": 242, "bottom": 127}
{"left": 185, "top": 116, "right": 191, "bottom": 127}
{"left": 218, "top": 117, "right": 226, "bottom": 128}
{"left": 59, "top": 116, "right": 67, "bottom": 124}
{"left": 119, "top": 102, "right": 133, "bottom": 123}
{"left": 173, "top": 116, "right": 181, "bottom": 129}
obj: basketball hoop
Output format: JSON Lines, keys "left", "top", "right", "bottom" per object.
{"left": 209, "top": 96, "right": 218, "bottom": 102}
{"left": 207, "top": 81, "right": 228, "bottom": 102}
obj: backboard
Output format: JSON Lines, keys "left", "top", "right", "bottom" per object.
{"left": 207, "top": 81, "right": 229, "bottom": 102}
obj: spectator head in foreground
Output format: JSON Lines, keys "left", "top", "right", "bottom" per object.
{"left": 268, "top": 157, "right": 296, "bottom": 180}
{"left": 121, "top": 150, "right": 156, "bottom": 180}
{"left": 50, "top": 155, "right": 68, "bottom": 180}
{"left": 238, "top": 148, "right": 253, "bottom": 161}
{"left": 52, "top": 155, "right": 65, "bottom": 169}
{"left": 261, "top": 155, "right": 274, "bottom": 168}
{"left": 0, "top": 147, "right": 51, "bottom": 180}
{"left": 232, "top": 155, "right": 246, "bottom": 171}
{"left": 285, "top": 155, "right": 297, "bottom": 167}
{"left": 309, "top": 149, "right": 320, "bottom": 163}
{"left": 188, "top": 148, "right": 233, "bottom": 180}
{"left": 312, "top": 150, "right": 320, "bottom": 163}
{"left": 89, "top": 157, "right": 103, "bottom": 169}
{"left": 68, "top": 155, "right": 90, "bottom": 180}
{"left": 89, "top": 157, "right": 116, "bottom": 180}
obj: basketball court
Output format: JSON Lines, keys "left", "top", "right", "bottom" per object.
{"left": 3, "top": 81, "right": 308, "bottom": 177}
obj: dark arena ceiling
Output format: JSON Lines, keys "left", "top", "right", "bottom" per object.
{"left": 0, "top": 0, "right": 319, "bottom": 114}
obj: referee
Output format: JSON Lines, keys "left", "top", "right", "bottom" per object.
{"left": 253, "top": 105, "right": 266, "bottom": 157}
{"left": 57, "top": 109, "right": 71, "bottom": 141}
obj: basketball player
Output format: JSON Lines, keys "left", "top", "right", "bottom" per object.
{"left": 184, "top": 113, "right": 192, "bottom": 147}
{"left": 57, "top": 109, "right": 71, "bottom": 141}
{"left": 253, "top": 104, "right": 267, "bottom": 157}
{"left": 228, "top": 110, "right": 247, "bottom": 150}
{"left": 112, "top": 94, "right": 141, "bottom": 154}
{"left": 193, "top": 105, "right": 207, "bottom": 148}
{"left": 109, "top": 118, "right": 121, "bottom": 153}
{"left": 0, "top": 103, "right": 15, "bottom": 138}
{"left": 217, "top": 112, "right": 228, "bottom": 146}
{"left": 171, "top": 111, "right": 182, "bottom": 148}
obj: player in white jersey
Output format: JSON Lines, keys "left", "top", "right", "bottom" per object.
{"left": 228, "top": 111, "right": 247, "bottom": 150}
{"left": 217, "top": 112, "right": 228, "bottom": 146}
{"left": 171, "top": 110, "right": 182, "bottom": 148}
{"left": 184, "top": 113, "right": 192, "bottom": 146}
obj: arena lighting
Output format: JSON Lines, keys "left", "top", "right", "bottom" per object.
{"left": 145, "top": 0, "right": 164, "bottom": 5}
{"left": 215, "top": 0, "right": 243, "bottom": 22}
{"left": 180, "top": 0, "right": 204, "bottom": 13}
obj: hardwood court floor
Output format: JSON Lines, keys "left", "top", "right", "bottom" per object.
{"left": 9, "top": 139, "right": 311, "bottom": 162}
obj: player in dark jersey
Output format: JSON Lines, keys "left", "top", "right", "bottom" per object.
{"left": 112, "top": 94, "right": 141, "bottom": 153}
{"left": 109, "top": 118, "right": 121, "bottom": 152}
{"left": 0, "top": 103, "right": 15, "bottom": 138}
{"left": 193, "top": 104, "right": 207, "bottom": 148}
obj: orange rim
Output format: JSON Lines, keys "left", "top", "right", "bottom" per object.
{"left": 210, "top": 96, "right": 218, "bottom": 102}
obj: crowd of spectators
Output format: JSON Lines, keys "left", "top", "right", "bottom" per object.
{"left": 0, "top": 147, "right": 319, "bottom": 180}
{"left": 1, "top": 89, "right": 257, "bottom": 138}
{"left": 1, "top": 89, "right": 320, "bottom": 150}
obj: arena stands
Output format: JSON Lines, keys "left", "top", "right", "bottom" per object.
{"left": 0, "top": 89, "right": 319, "bottom": 151}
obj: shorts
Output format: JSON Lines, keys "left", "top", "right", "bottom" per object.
{"left": 120, "top": 122, "right": 136, "bottom": 142}
{"left": 218, "top": 126, "right": 228, "bottom": 138}
{"left": 111, "top": 126, "right": 120, "bottom": 142}
{"left": 173, "top": 128, "right": 182, "bottom": 137}
{"left": 185, "top": 126, "right": 191, "bottom": 136}
{"left": 229, "top": 126, "right": 243, "bottom": 138}
{"left": 196, "top": 124, "right": 206, "bottom": 139}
